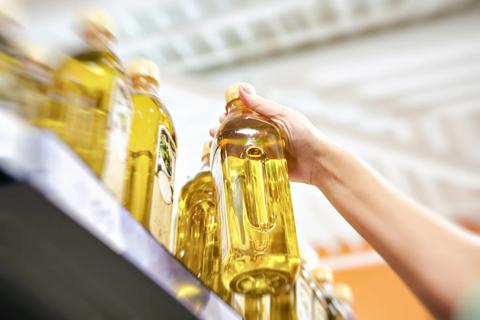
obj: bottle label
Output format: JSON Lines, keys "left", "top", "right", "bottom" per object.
{"left": 149, "top": 125, "right": 176, "bottom": 246}
{"left": 155, "top": 125, "right": 176, "bottom": 204}
{"left": 101, "top": 78, "right": 132, "bottom": 200}
{"left": 296, "top": 277, "right": 312, "bottom": 320}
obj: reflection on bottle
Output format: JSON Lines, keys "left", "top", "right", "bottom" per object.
{"left": 243, "top": 146, "right": 275, "bottom": 232}
{"left": 174, "top": 282, "right": 210, "bottom": 314}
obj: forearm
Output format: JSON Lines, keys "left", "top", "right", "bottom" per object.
{"left": 312, "top": 139, "right": 480, "bottom": 319}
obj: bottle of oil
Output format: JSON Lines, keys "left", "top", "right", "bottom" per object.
{"left": 173, "top": 139, "right": 229, "bottom": 301}
{"left": 123, "top": 58, "right": 177, "bottom": 247}
{"left": 55, "top": 10, "right": 132, "bottom": 200}
{"left": 211, "top": 82, "right": 300, "bottom": 295}
{"left": 0, "top": 1, "right": 23, "bottom": 108}
{"left": 332, "top": 284, "right": 355, "bottom": 320}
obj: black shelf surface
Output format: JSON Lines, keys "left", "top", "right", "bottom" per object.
{"left": 0, "top": 109, "right": 240, "bottom": 320}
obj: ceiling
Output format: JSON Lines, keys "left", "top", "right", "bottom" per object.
{"left": 22, "top": 0, "right": 480, "bottom": 266}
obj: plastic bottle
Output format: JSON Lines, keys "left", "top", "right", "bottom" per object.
{"left": 55, "top": 10, "right": 132, "bottom": 200}
{"left": 174, "top": 139, "right": 228, "bottom": 301}
{"left": 124, "top": 58, "right": 176, "bottom": 247}
{"left": 211, "top": 82, "right": 300, "bottom": 295}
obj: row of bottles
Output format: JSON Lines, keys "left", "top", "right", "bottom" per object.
{"left": 0, "top": 2, "right": 357, "bottom": 318}
{"left": 0, "top": 6, "right": 176, "bottom": 248}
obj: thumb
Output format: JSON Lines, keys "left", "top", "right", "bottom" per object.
{"left": 239, "top": 85, "right": 285, "bottom": 118}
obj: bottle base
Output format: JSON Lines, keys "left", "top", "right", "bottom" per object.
{"left": 229, "top": 268, "right": 293, "bottom": 296}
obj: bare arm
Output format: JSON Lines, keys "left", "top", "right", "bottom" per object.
{"left": 211, "top": 84, "right": 480, "bottom": 319}
{"left": 311, "top": 138, "right": 480, "bottom": 319}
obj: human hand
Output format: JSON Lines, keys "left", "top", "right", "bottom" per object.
{"left": 210, "top": 84, "right": 326, "bottom": 185}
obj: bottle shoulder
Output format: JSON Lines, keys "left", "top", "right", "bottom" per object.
{"left": 216, "top": 109, "right": 283, "bottom": 144}
{"left": 221, "top": 110, "right": 280, "bottom": 133}
{"left": 178, "top": 170, "right": 215, "bottom": 205}
{"left": 59, "top": 48, "right": 125, "bottom": 78}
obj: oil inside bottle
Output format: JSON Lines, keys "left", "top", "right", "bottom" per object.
{"left": 232, "top": 293, "right": 270, "bottom": 320}
{"left": 212, "top": 82, "right": 300, "bottom": 296}
{"left": 123, "top": 59, "right": 177, "bottom": 248}
{"left": 270, "top": 266, "right": 315, "bottom": 320}
{"left": 174, "top": 140, "right": 229, "bottom": 301}
{"left": 54, "top": 11, "right": 132, "bottom": 200}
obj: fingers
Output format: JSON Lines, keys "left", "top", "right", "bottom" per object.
{"left": 219, "top": 112, "right": 227, "bottom": 123}
{"left": 209, "top": 127, "right": 217, "bottom": 137}
{"left": 239, "top": 85, "right": 286, "bottom": 118}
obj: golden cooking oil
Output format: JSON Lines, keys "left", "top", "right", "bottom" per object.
{"left": 55, "top": 11, "right": 132, "bottom": 200}
{"left": 270, "top": 265, "right": 314, "bottom": 320}
{"left": 123, "top": 59, "right": 177, "bottom": 247}
{"left": 232, "top": 294, "right": 270, "bottom": 320}
{"left": 174, "top": 140, "right": 229, "bottom": 302}
{"left": 211, "top": 82, "right": 300, "bottom": 295}
{"left": 270, "top": 290, "right": 295, "bottom": 320}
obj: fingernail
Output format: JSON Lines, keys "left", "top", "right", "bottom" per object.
{"left": 240, "top": 83, "right": 254, "bottom": 95}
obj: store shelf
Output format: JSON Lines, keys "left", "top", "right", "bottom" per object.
{"left": 0, "top": 109, "right": 240, "bottom": 320}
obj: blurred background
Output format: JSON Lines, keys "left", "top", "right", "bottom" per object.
{"left": 14, "top": 0, "right": 480, "bottom": 318}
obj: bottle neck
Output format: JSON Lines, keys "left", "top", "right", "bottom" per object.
{"left": 200, "top": 156, "right": 210, "bottom": 171}
{"left": 130, "top": 75, "right": 159, "bottom": 95}
{"left": 226, "top": 98, "right": 248, "bottom": 113}
{"left": 84, "top": 30, "right": 114, "bottom": 52}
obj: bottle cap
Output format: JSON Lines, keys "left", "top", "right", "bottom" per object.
{"left": 201, "top": 139, "right": 212, "bottom": 160}
{"left": 224, "top": 82, "right": 255, "bottom": 103}
{"left": 333, "top": 283, "right": 354, "bottom": 304}
{"left": 19, "top": 42, "right": 49, "bottom": 66}
{"left": 79, "top": 9, "right": 115, "bottom": 38}
{"left": 312, "top": 266, "right": 334, "bottom": 284}
{"left": 127, "top": 58, "right": 160, "bottom": 84}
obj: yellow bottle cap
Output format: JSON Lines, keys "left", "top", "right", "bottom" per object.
{"left": 201, "top": 139, "right": 212, "bottom": 160}
{"left": 224, "top": 82, "right": 255, "bottom": 103}
{"left": 79, "top": 9, "right": 114, "bottom": 38}
{"left": 333, "top": 283, "right": 354, "bottom": 304}
{"left": 127, "top": 58, "right": 160, "bottom": 84}
{"left": 312, "top": 266, "right": 334, "bottom": 284}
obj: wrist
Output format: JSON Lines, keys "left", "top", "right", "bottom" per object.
{"left": 309, "top": 131, "right": 339, "bottom": 188}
